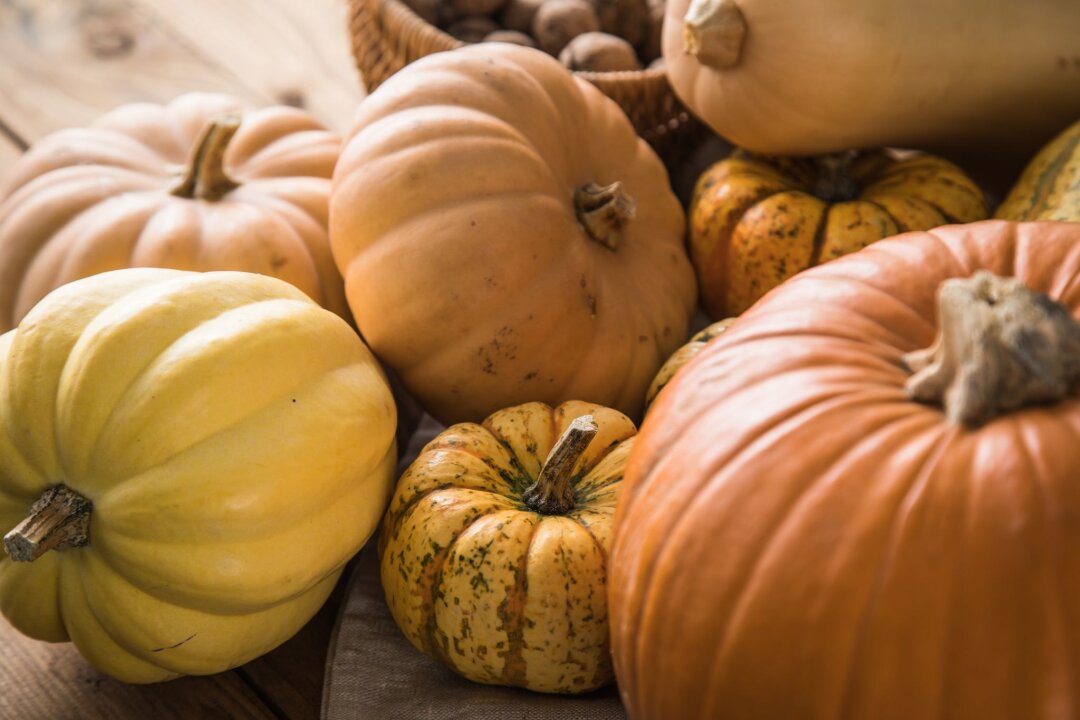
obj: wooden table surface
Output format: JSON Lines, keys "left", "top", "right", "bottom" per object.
{"left": 0, "top": 1, "right": 365, "bottom": 717}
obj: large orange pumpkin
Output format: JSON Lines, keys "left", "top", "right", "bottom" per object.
{"left": 0, "top": 93, "right": 344, "bottom": 332}
{"left": 330, "top": 43, "right": 696, "bottom": 425}
{"left": 610, "top": 220, "right": 1080, "bottom": 720}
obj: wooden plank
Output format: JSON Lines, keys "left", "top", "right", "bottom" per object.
{"left": 238, "top": 581, "right": 347, "bottom": 720}
{"left": 0, "top": 619, "right": 277, "bottom": 720}
{"left": 0, "top": 130, "right": 26, "bottom": 181}
{"left": 0, "top": 0, "right": 273, "bottom": 144}
{"left": 133, "top": 0, "right": 364, "bottom": 131}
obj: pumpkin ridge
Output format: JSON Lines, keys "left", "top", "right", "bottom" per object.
{"left": 831, "top": 424, "right": 959, "bottom": 720}
{"left": 59, "top": 560, "right": 162, "bottom": 678}
{"left": 94, "top": 361, "right": 395, "bottom": 545}
{"left": 568, "top": 512, "right": 608, "bottom": 568}
{"left": 806, "top": 199, "right": 833, "bottom": 269}
{"left": 620, "top": 385, "right": 843, "bottom": 695}
{"left": 420, "top": 504, "right": 510, "bottom": 670}
{"left": 2, "top": 171, "right": 164, "bottom": 329}
{"left": 695, "top": 178, "right": 787, "bottom": 316}
{"left": 870, "top": 180, "right": 963, "bottom": 225}
{"left": 497, "top": 516, "right": 542, "bottom": 686}
{"left": 1011, "top": 417, "right": 1078, "bottom": 714}
{"left": 860, "top": 198, "right": 908, "bottom": 233}
{"left": 62, "top": 557, "right": 162, "bottom": 674}
{"left": 74, "top": 296, "right": 331, "bottom": 482}
{"left": 692, "top": 410, "right": 942, "bottom": 717}
{"left": 477, "top": 439, "right": 534, "bottom": 497}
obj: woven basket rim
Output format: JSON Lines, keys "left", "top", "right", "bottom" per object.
{"left": 379, "top": 0, "right": 670, "bottom": 85}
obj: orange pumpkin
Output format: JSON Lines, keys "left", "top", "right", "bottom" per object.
{"left": 0, "top": 93, "right": 344, "bottom": 332}
{"left": 610, "top": 220, "right": 1080, "bottom": 720}
{"left": 331, "top": 44, "right": 696, "bottom": 424}
{"left": 690, "top": 150, "right": 987, "bottom": 317}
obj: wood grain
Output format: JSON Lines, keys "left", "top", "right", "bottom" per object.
{"left": 239, "top": 582, "right": 346, "bottom": 720}
{"left": 0, "top": 618, "right": 276, "bottom": 720}
{"left": 0, "top": 0, "right": 270, "bottom": 143}
{"left": 133, "top": 0, "right": 364, "bottom": 131}
{"left": 0, "top": 131, "right": 25, "bottom": 179}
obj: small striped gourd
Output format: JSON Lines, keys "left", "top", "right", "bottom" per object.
{"left": 690, "top": 150, "right": 988, "bottom": 318}
{"left": 379, "top": 400, "right": 635, "bottom": 694}
{"left": 996, "top": 119, "right": 1080, "bottom": 222}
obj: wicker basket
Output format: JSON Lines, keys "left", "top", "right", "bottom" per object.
{"left": 346, "top": 0, "right": 701, "bottom": 158}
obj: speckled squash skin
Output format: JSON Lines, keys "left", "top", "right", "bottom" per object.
{"left": 379, "top": 400, "right": 636, "bottom": 694}
{"left": 690, "top": 151, "right": 988, "bottom": 318}
{"left": 996, "top": 119, "right": 1080, "bottom": 222}
{"left": 644, "top": 318, "right": 734, "bottom": 410}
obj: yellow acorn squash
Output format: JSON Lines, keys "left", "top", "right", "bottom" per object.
{"left": 0, "top": 268, "right": 397, "bottom": 682}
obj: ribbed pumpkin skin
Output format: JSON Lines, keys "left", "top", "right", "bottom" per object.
{"left": 662, "top": 0, "right": 1080, "bottom": 162}
{"left": 331, "top": 44, "right": 696, "bottom": 425}
{"left": 610, "top": 220, "right": 1080, "bottom": 720}
{"left": 0, "top": 93, "right": 345, "bottom": 333}
{"left": 380, "top": 401, "right": 636, "bottom": 693}
{"left": 997, "top": 119, "right": 1080, "bottom": 221}
{"left": 690, "top": 152, "right": 988, "bottom": 317}
{"left": 0, "top": 269, "right": 397, "bottom": 683}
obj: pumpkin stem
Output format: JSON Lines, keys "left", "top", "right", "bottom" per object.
{"left": 682, "top": 0, "right": 747, "bottom": 70}
{"left": 170, "top": 114, "right": 242, "bottom": 202}
{"left": 522, "top": 415, "right": 599, "bottom": 515}
{"left": 3, "top": 485, "right": 92, "bottom": 562}
{"left": 903, "top": 271, "right": 1080, "bottom": 426}
{"left": 812, "top": 151, "right": 860, "bottom": 203}
{"left": 575, "top": 181, "right": 636, "bottom": 251}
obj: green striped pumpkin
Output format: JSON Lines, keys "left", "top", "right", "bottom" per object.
{"left": 997, "top": 119, "right": 1080, "bottom": 221}
{"left": 378, "top": 400, "right": 636, "bottom": 694}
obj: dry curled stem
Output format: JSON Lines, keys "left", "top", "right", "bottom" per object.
{"left": 904, "top": 271, "right": 1080, "bottom": 426}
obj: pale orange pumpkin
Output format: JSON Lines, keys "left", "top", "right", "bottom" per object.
{"left": 331, "top": 44, "right": 696, "bottom": 424}
{"left": 0, "top": 93, "right": 345, "bottom": 332}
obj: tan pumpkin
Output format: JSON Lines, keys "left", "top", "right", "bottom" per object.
{"left": 690, "top": 150, "right": 988, "bottom": 317}
{"left": 379, "top": 400, "right": 636, "bottom": 693}
{"left": 610, "top": 220, "right": 1080, "bottom": 719}
{"left": 0, "top": 93, "right": 345, "bottom": 332}
{"left": 996, "top": 118, "right": 1080, "bottom": 222}
{"left": 662, "top": 0, "right": 1080, "bottom": 170}
{"left": 330, "top": 43, "right": 696, "bottom": 425}
{"left": 644, "top": 318, "right": 734, "bottom": 410}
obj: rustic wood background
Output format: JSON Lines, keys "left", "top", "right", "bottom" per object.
{"left": 0, "top": 0, "right": 365, "bottom": 717}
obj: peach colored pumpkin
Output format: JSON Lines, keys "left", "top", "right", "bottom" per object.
{"left": 331, "top": 44, "right": 696, "bottom": 424}
{"left": 0, "top": 93, "right": 345, "bottom": 332}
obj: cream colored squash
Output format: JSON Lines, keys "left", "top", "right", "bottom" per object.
{"left": 663, "top": 0, "right": 1080, "bottom": 170}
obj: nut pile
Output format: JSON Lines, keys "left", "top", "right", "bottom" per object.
{"left": 404, "top": 0, "right": 667, "bottom": 71}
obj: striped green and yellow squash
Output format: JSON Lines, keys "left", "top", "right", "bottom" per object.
{"left": 378, "top": 400, "right": 636, "bottom": 694}
{"left": 997, "top": 119, "right": 1080, "bottom": 221}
